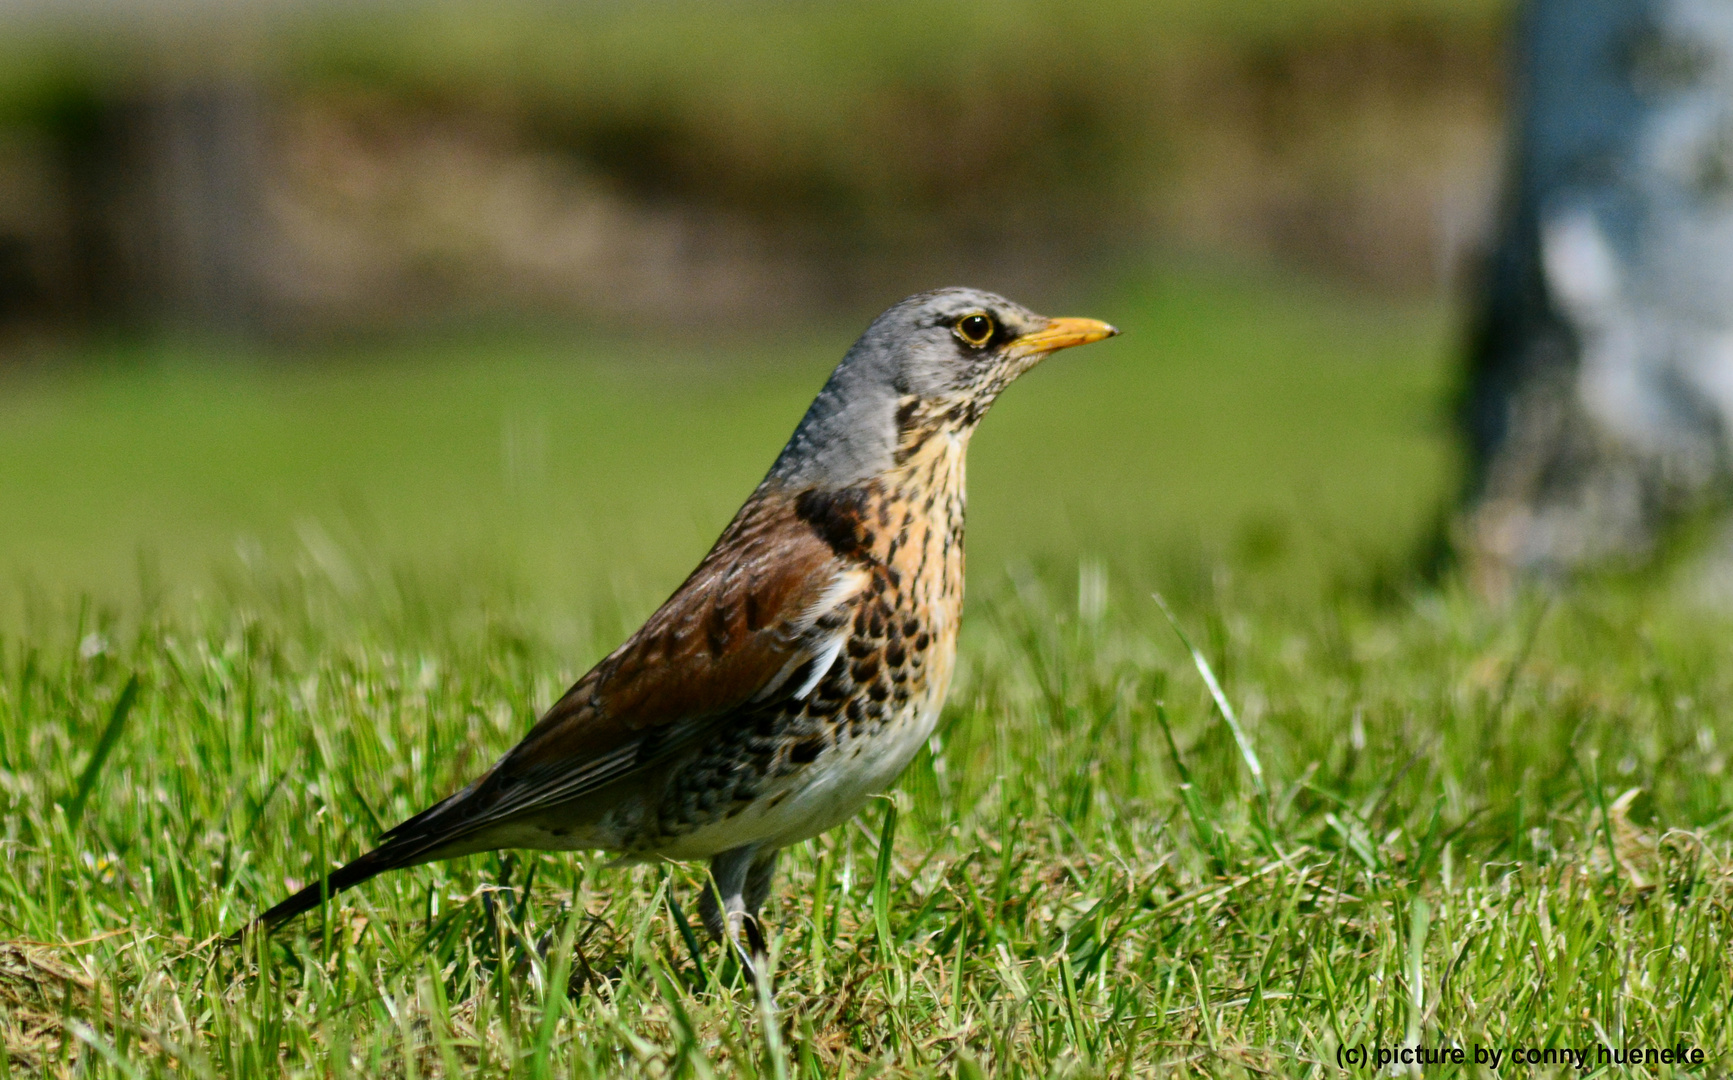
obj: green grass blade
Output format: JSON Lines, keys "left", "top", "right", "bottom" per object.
{"left": 872, "top": 798, "right": 904, "bottom": 997}
{"left": 1153, "top": 699, "right": 1222, "bottom": 867}
{"left": 1152, "top": 593, "right": 1267, "bottom": 802}
{"left": 1406, "top": 895, "right": 1430, "bottom": 1048}
{"left": 529, "top": 904, "right": 582, "bottom": 1080}
{"left": 65, "top": 673, "right": 140, "bottom": 829}
{"left": 666, "top": 869, "right": 712, "bottom": 989}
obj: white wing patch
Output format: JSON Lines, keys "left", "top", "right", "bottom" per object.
{"left": 792, "top": 633, "right": 846, "bottom": 700}
{"left": 798, "top": 567, "right": 869, "bottom": 630}
{"left": 751, "top": 565, "right": 866, "bottom": 704}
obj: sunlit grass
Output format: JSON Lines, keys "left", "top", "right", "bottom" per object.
{"left": 5, "top": 554, "right": 1732, "bottom": 1076}
{"left": 8, "top": 268, "right": 1729, "bottom": 1076}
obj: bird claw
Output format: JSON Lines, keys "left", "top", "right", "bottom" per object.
{"left": 725, "top": 912, "right": 773, "bottom": 990}
{"left": 741, "top": 913, "right": 767, "bottom": 960}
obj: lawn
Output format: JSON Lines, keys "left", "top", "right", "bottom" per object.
{"left": 6, "top": 269, "right": 1730, "bottom": 1077}
{"left": 0, "top": 269, "right": 1454, "bottom": 617}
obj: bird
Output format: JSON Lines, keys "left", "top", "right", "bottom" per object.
{"left": 240, "top": 287, "right": 1117, "bottom": 963}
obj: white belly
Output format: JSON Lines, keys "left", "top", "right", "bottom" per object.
{"left": 649, "top": 693, "right": 944, "bottom": 859}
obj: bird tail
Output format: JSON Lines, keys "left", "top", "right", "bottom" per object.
{"left": 227, "top": 783, "right": 493, "bottom": 945}
{"left": 227, "top": 840, "right": 429, "bottom": 945}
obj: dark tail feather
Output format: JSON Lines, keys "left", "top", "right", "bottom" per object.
{"left": 227, "top": 842, "right": 419, "bottom": 945}
{"left": 227, "top": 785, "right": 489, "bottom": 947}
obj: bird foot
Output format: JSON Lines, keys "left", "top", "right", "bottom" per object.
{"left": 715, "top": 911, "right": 772, "bottom": 989}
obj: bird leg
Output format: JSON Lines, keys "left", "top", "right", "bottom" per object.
{"left": 743, "top": 849, "right": 778, "bottom": 926}
{"left": 698, "top": 845, "right": 753, "bottom": 944}
{"left": 741, "top": 847, "right": 779, "bottom": 965}
{"left": 699, "top": 845, "right": 778, "bottom": 981}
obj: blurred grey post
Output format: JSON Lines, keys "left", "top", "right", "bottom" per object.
{"left": 1462, "top": 0, "right": 1733, "bottom": 595}
{"left": 59, "top": 26, "right": 271, "bottom": 335}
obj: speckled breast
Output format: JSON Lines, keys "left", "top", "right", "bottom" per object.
{"left": 644, "top": 423, "right": 969, "bottom": 855}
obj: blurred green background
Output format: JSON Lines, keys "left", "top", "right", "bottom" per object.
{"left": 0, "top": 268, "right": 1455, "bottom": 625}
{"left": 0, "top": 0, "right": 1498, "bottom": 616}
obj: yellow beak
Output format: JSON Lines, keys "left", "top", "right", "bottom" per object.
{"left": 1008, "top": 316, "right": 1120, "bottom": 356}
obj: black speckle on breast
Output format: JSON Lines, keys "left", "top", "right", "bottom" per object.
{"left": 790, "top": 737, "right": 826, "bottom": 764}
{"left": 643, "top": 477, "right": 959, "bottom": 850}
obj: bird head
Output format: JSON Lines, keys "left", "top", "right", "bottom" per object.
{"left": 771, "top": 287, "right": 1118, "bottom": 487}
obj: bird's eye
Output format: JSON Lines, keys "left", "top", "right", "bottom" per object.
{"left": 954, "top": 313, "right": 995, "bottom": 348}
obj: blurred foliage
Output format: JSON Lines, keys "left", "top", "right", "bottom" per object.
{"left": 0, "top": 0, "right": 1515, "bottom": 111}
{"left": 0, "top": 0, "right": 1511, "bottom": 298}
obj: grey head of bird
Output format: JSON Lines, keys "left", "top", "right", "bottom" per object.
{"left": 769, "top": 287, "right": 1118, "bottom": 488}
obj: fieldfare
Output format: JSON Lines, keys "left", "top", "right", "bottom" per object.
{"left": 243, "top": 288, "right": 1117, "bottom": 959}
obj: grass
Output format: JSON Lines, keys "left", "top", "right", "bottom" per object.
{"left": 7, "top": 268, "right": 1732, "bottom": 1076}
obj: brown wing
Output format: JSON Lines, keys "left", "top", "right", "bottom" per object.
{"left": 244, "top": 486, "right": 866, "bottom": 935}
{"left": 379, "top": 486, "right": 860, "bottom": 847}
